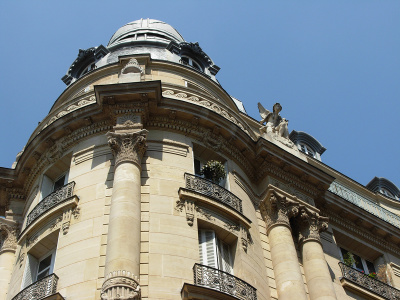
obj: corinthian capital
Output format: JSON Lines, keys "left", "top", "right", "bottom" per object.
{"left": 0, "top": 222, "right": 19, "bottom": 253}
{"left": 295, "top": 208, "right": 329, "bottom": 246}
{"left": 260, "top": 189, "right": 300, "bottom": 234}
{"left": 106, "top": 129, "right": 148, "bottom": 168}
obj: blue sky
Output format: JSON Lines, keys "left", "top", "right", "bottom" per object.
{"left": 0, "top": 1, "right": 399, "bottom": 188}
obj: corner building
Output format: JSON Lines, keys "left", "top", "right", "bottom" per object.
{"left": 1, "top": 19, "right": 400, "bottom": 300}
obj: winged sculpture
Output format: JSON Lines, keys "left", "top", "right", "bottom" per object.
{"left": 258, "top": 102, "right": 290, "bottom": 140}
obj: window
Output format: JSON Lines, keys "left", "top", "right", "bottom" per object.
{"left": 40, "top": 172, "right": 69, "bottom": 201}
{"left": 299, "top": 143, "right": 316, "bottom": 158}
{"left": 198, "top": 229, "right": 233, "bottom": 274}
{"left": 340, "top": 247, "right": 376, "bottom": 274}
{"left": 380, "top": 188, "right": 396, "bottom": 199}
{"left": 22, "top": 249, "right": 56, "bottom": 288}
{"left": 194, "top": 157, "right": 228, "bottom": 189}
{"left": 181, "top": 56, "right": 203, "bottom": 71}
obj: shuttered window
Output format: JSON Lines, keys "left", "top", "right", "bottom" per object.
{"left": 198, "top": 229, "right": 233, "bottom": 273}
{"left": 21, "top": 250, "right": 56, "bottom": 288}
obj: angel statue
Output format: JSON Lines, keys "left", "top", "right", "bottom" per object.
{"left": 258, "top": 102, "right": 293, "bottom": 146}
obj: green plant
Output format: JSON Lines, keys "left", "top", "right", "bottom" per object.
{"left": 343, "top": 252, "right": 355, "bottom": 267}
{"left": 200, "top": 160, "right": 226, "bottom": 184}
{"left": 368, "top": 272, "right": 377, "bottom": 279}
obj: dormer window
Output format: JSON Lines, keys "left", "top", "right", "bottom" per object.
{"left": 380, "top": 188, "right": 396, "bottom": 199}
{"left": 299, "top": 143, "right": 316, "bottom": 158}
{"left": 180, "top": 56, "right": 202, "bottom": 71}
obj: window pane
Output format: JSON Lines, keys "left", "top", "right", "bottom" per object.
{"left": 53, "top": 175, "right": 65, "bottom": 191}
{"left": 194, "top": 159, "right": 201, "bottom": 175}
{"left": 353, "top": 254, "right": 364, "bottom": 271}
{"left": 38, "top": 255, "right": 52, "bottom": 273}
{"left": 366, "top": 260, "right": 376, "bottom": 274}
{"left": 37, "top": 269, "right": 50, "bottom": 280}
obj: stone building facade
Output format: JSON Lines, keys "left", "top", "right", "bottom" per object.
{"left": 1, "top": 18, "right": 400, "bottom": 300}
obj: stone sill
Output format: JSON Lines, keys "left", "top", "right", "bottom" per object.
{"left": 181, "top": 283, "right": 239, "bottom": 300}
{"left": 340, "top": 277, "right": 387, "bottom": 300}
{"left": 19, "top": 196, "right": 79, "bottom": 242}
{"left": 41, "top": 293, "right": 65, "bottom": 300}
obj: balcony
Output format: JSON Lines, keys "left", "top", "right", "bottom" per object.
{"left": 329, "top": 181, "right": 400, "bottom": 229}
{"left": 12, "top": 274, "right": 62, "bottom": 300}
{"left": 339, "top": 262, "right": 400, "bottom": 300}
{"left": 26, "top": 182, "right": 76, "bottom": 229}
{"left": 185, "top": 173, "right": 242, "bottom": 214}
{"left": 190, "top": 263, "right": 257, "bottom": 300}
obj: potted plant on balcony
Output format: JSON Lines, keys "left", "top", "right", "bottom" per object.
{"left": 343, "top": 252, "right": 355, "bottom": 267}
{"left": 200, "top": 160, "right": 226, "bottom": 184}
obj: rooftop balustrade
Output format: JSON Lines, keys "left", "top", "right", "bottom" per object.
{"left": 185, "top": 173, "right": 242, "bottom": 213}
{"left": 329, "top": 181, "right": 400, "bottom": 229}
{"left": 193, "top": 264, "right": 257, "bottom": 300}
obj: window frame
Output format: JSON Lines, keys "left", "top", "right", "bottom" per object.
{"left": 339, "top": 247, "right": 376, "bottom": 275}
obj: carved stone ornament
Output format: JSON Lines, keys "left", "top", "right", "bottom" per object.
{"left": 0, "top": 223, "right": 19, "bottom": 252}
{"left": 185, "top": 200, "right": 195, "bottom": 226}
{"left": 258, "top": 102, "right": 295, "bottom": 148}
{"left": 101, "top": 270, "right": 141, "bottom": 300}
{"left": 294, "top": 208, "right": 329, "bottom": 246}
{"left": 121, "top": 58, "right": 143, "bottom": 75}
{"left": 107, "top": 129, "right": 148, "bottom": 168}
{"left": 259, "top": 190, "right": 300, "bottom": 234}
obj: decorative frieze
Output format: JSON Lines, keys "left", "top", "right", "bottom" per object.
{"left": 107, "top": 129, "right": 148, "bottom": 168}
{"left": 101, "top": 270, "right": 141, "bottom": 300}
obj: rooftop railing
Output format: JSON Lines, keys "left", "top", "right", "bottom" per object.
{"left": 193, "top": 264, "right": 257, "bottom": 300}
{"left": 185, "top": 173, "right": 242, "bottom": 213}
{"left": 12, "top": 273, "right": 59, "bottom": 300}
{"left": 26, "top": 182, "right": 75, "bottom": 228}
{"left": 329, "top": 181, "right": 400, "bottom": 229}
{"left": 339, "top": 262, "right": 400, "bottom": 300}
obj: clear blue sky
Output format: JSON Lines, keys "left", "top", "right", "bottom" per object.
{"left": 0, "top": 1, "right": 399, "bottom": 188}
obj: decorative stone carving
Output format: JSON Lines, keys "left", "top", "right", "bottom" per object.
{"left": 266, "top": 177, "right": 315, "bottom": 206}
{"left": 121, "top": 58, "right": 143, "bottom": 75}
{"left": 101, "top": 270, "right": 141, "bottom": 300}
{"left": 240, "top": 225, "right": 251, "bottom": 252}
{"left": 26, "top": 234, "right": 38, "bottom": 248}
{"left": 185, "top": 200, "right": 195, "bottom": 226}
{"left": 259, "top": 189, "right": 300, "bottom": 233}
{"left": 294, "top": 208, "right": 329, "bottom": 245}
{"left": 107, "top": 129, "right": 148, "bottom": 168}
{"left": 258, "top": 102, "right": 295, "bottom": 148}
{"left": 62, "top": 208, "right": 73, "bottom": 235}
{"left": 0, "top": 223, "right": 19, "bottom": 252}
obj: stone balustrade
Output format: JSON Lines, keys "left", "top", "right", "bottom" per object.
{"left": 11, "top": 273, "right": 59, "bottom": 300}
{"left": 193, "top": 264, "right": 257, "bottom": 300}
{"left": 329, "top": 181, "right": 400, "bottom": 229}
{"left": 339, "top": 262, "right": 400, "bottom": 300}
{"left": 26, "top": 182, "right": 75, "bottom": 228}
{"left": 185, "top": 173, "right": 242, "bottom": 213}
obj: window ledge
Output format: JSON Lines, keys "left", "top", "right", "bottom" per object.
{"left": 182, "top": 283, "right": 239, "bottom": 300}
{"left": 340, "top": 277, "right": 387, "bottom": 300}
{"left": 19, "top": 195, "right": 78, "bottom": 242}
{"left": 41, "top": 293, "right": 65, "bottom": 300}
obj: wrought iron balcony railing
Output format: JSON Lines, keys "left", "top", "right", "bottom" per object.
{"left": 329, "top": 181, "right": 400, "bottom": 230}
{"left": 12, "top": 273, "right": 59, "bottom": 300}
{"left": 339, "top": 262, "right": 400, "bottom": 300}
{"left": 193, "top": 264, "right": 257, "bottom": 300}
{"left": 185, "top": 173, "right": 242, "bottom": 213}
{"left": 26, "top": 182, "right": 75, "bottom": 228}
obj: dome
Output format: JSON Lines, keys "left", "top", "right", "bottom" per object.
{"left": 108, "top": 18, "right": 185, "bottom": 50}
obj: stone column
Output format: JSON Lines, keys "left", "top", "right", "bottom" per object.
{"left": 101, "top": 125, "right": 147, "bottom": 300}
{"left": 296, "top": 209, "right": 337, "bottom": 300}
{"left": 0, "top": 222, "right": 18, "bottom": 300}
{"left": 260, "top": 189, "right": 308, "bottom": 300}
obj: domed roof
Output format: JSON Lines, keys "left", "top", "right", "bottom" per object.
{"left": 108, "top": 18, "right": 185, "bottom": 50}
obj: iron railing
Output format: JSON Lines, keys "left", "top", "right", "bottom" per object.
{"left": 26, "top": 182, "right": 75, "bottom": 228}
{"left": 193, "top": 264, "right": 257, "bottom": 300}
{"left": 329, "top": 181, "right": 400, "bottom": 229}
{"left": 12, "top": 273, "right": 59, "bottom": 300}
{"left": 339, "top": 262, "right": 400, "bottom": 300}
{"left": 185, "top": 173, "right": 242, "bottom": 213}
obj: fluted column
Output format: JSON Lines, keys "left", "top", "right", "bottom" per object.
{"left": 260, "top": 189, "right": 308, "bottom": 300}
{"left": 0, "top": 222, "right": 18, "bottom": 300}
{"left": 296, "top": 209, "right": 337, "bottom": 300}
{"left": 101, "top": 126, "right": 147, "bottom": 300}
